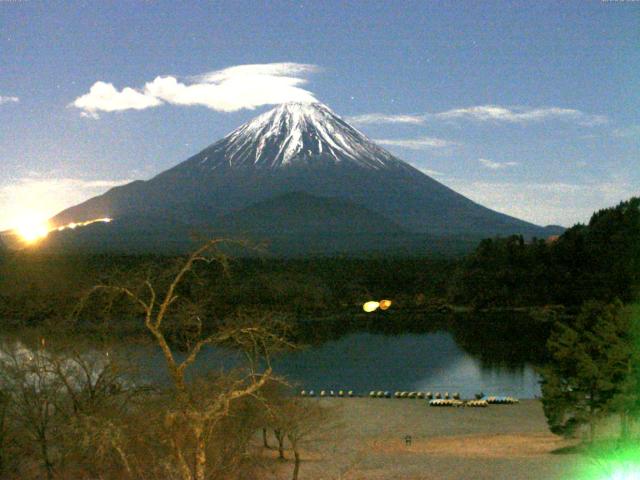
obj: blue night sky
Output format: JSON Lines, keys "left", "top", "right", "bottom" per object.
{"left": 0, "top": 0, "right": 638, "bottom": 231}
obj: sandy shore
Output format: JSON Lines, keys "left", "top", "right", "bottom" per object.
{"left": 262, "top": 398, "right": 584, "bottom": 480}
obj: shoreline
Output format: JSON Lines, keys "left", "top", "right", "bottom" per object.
{"left": 268, "top": 398, "right": 580, "bottom": 479}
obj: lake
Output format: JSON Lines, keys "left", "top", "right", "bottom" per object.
{"left": 131, "top": 314, "right": 547, "bottom": 399}
{"left": 271, "top": 330, "right": 541, "bottom": 399}
{"left": 2, "top": 313, "right": 548, "bottom": 400}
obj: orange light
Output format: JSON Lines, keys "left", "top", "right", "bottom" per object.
{"left": 379, "top": 300, "right": 392, "bottom": 310}
{"left": 55, "top": 217, "right": 112, "bottom": 232}
{"left": 13, "top": 216, "right": 113, "bottom": 245}
{"left": 15, "top": 218, "right": 50, "bottom": 244}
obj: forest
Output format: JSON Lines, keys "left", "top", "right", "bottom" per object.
{"left": 450, "top": 197, "right": 640, "bottom": 309}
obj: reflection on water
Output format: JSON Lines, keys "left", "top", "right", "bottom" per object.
{"left": 132, "top": 326, "right": 543, "bottom": 399}
{"left": 270, "top": 331, "right": 541, "bottom": 399}
{"left": 9, "top": 313, "right": 547, "bottom": 400}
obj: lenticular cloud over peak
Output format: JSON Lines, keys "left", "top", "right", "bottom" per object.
{"left": 71, "top": 62, "right": 319, "bottom": 117}
{"left": 193, "top": 63, "right": 320, "bottom": 83}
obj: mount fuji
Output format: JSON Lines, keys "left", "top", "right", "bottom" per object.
{"left": 35, "top": 102, "right": 561, "bottom": 254}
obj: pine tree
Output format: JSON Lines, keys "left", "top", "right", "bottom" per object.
{"left": 607, "top": 302, "right": 640, "bottom": 439}
{"left": 539, "top": 300, "right": 634, "bottom": 442}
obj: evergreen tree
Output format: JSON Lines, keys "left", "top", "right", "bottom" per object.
{"left": 608, "top": 302, "right": 640, "bottom": 439}
{"left": 539, "top": 300, "right": 633, "bottom": 441}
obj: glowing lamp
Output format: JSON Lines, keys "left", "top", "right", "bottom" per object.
{"left": 362, "top": 301, "right": 380, "bottom": 313}
{"left": 379, "top": 299, "right": 392, "bottom": 310}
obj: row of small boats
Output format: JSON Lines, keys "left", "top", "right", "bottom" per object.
{"left": 428, "top": 397, "right": 519, "bottom": 407}
{"left": 298, "top": 389, "right": 519, "bottom": 405}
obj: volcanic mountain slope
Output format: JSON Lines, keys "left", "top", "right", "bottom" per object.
{"left": 46, "top": 102, "right": 561, "bottom": 254}
{"left": 217, "top": 191, "right": 405, "bottom": 235}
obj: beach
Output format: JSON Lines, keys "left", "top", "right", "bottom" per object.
{"left": 264, "top": 398, "right": 583, "bottom": 479}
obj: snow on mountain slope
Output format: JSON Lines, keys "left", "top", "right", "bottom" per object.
{"left": 193, "top": 102, "right": 409, "bottom": 170}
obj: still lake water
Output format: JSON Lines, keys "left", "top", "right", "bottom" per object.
{"left": 135, "top": 326, "right": 543, "bottom": 399}
{"left": 271, "top": 331, "right": 541, "bottom": 399}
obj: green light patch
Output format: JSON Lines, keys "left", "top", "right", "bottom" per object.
{"left": 573, "top": 443, "right": 640, "bottom": 480}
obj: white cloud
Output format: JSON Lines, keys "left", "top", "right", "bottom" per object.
{"left": 444, "top": 178, "right": 636, "bottom": 226}
{"left": 478, "top": 158, "right": 519, "bottom": 170}
{"left": 375, "top": 136, "right": 457, "bottom": 149}
{"left": 0, "top": 176, "right": 131, "bottom": 231}
{"left": 0, "top": 95, "right": 19, "bottom": 105}
{"left": 418, "top": 168, "right": 446, "bottom": 178}
{"left": 578, "top": 114, "right": 609, "bottom": 127}
{"left": 191, "top": 62, "right": 318, "bottom": 83}
{"left": 348, "top": 104, "right": 607, "bottom": 129}
{"left": 71, "top": 81, "right": 162, "bottom": 117}
{"left": 71, "top": 63, "right": 319, "bottom": 117}
{"left": 612, "top": 124, "right": 640, "bottom": 139}
{"left": 435, "top": 105, "right": 607, "bottom": 126}
{"left": 346, "top": 113, "right": 425, "bottom": 125}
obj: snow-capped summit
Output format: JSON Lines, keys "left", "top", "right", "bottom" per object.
{"left": 195, "top": 102, "right": 406, "bottom": 170}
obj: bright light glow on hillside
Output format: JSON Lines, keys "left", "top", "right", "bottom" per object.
{"left": 15, "top": 217, "right": 50, "bottom": 244}
{"left": 13, "top": 217, "right": 112, "bottom": 245}
{"left": 53, "top": 217, "right": 112, "bottom": 233}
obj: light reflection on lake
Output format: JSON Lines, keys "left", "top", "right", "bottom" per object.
{"left": 131, "top": 329, "right": 541, "bottom": 399}
{"left": 269, "top": 331, "right": 540, "bottom": 399}
{"left": 1, "top": 327, "right": 542, "bottom": 399}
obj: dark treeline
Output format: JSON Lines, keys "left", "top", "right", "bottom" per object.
{"left": 0, "top": 251, "right": 456, "bottom": 331}
{"left": 449, "top": 197, "right": 640, "bottom": 309}
{"left": 1, "top": 197, "right": 638, "bottom": 332}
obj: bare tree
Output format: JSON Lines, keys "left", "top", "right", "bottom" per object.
{"left": 261, "top": 393, "right": 331, "bottom": 480}
{"left": 0, "top": 342, "right": 64, "bottom": 480}
{"left": 257, "top": 380, "right": 291, "bottom": 460}
{"left": 0, "top": 337, "right": 143, "bottom": 480}
{"left": 80, "top": 239, "right": 293, "bottom": 480}
{"left": 285, "top": 399, "right": 330, "bottom": 480}
{"left": 0, "top": 389, "right": 11, "bottom": 476}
